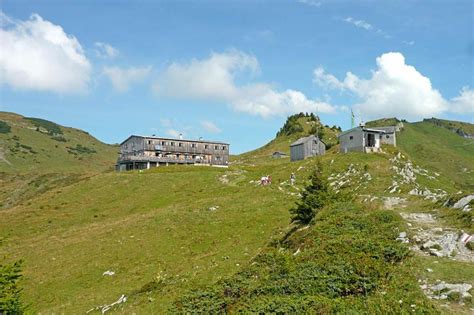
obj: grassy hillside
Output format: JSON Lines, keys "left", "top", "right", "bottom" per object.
{"left": 1, "top": 113, "right": 473, "bottom": 313}
{"left": 423, "top": 117, "right": 474, "bottom": 137}
{"left": 0, "top": 111, "right": 118, "bottom": 174}
{"left": 0, "top": 112, "right": 118, "bottom": 209}
{"left": 397, "top": 121, "right": 474, "bottom": 191}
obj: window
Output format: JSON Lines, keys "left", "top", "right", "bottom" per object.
{"left": 216, "top": 156, "right": 221, "bottom": 160}
{"left": 170, "top": 142, "right": 175, "bottom": 146}
{"left": 214, "top": 145, "right": 219, "bottom": 150}
{"left": 148, "top": 140, "right": 152, "bottom": 144}
{"left": 386, "top": 135, "right": 390, "bottom": 139}
{"left": 162, "top": 141, "right": 166, "bottom": 146}
{"left": 222, "top": 145, "right": 226, "bottom": 150}
{"left": 349, "top": 136, "right": 353, "bottom": 140}
{"left": 205, "top": 144, "right": 209, "bottom": 149}
{"left": 178, "top": 142, "right": 183, "bottom": 147}
{"left": 191, "top": 143, "right": 196, "bottom": 148}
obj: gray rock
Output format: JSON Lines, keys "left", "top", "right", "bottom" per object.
{"left": 453, "top": 195, "right": 474, "bottom": 209}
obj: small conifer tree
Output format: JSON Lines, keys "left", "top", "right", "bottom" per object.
{"left": 0, "top": 260, "right": 24, "bottom": 313}
{"left": 290, "top": 163, "right": 331, "bottom": 224}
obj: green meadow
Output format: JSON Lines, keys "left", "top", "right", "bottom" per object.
{"left": 1, "top": 113, "right": 473, "bottom": 313}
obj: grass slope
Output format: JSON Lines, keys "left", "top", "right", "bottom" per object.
{"left": 0, "top": 112, "right": 118, "bottom": 209}
{"left": 397, "top": 121, "right": 474, "bottom": 191}
{"left": 0, "top": 111, "right": 118, "bottom": 174}
{"left": 1, "top": 113, "right": 473, "bottom": 313}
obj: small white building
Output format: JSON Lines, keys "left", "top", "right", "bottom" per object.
{"left": 338, "top": 126, "right": 396, "bottom": 153}
{"left": 290, "top": 135, "right": 326, "bottom": 161}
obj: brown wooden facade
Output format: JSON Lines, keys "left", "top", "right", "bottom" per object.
{"left": 117, "top": 135, "right": 229, "bottom": 170}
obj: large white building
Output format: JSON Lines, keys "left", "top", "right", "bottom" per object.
{"left": 117, "top": 135, "right": 229, "bottom": 170}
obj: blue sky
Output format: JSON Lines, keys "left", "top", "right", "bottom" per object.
{"left": 1, "top": 0, "right": 472, "bottom": 153}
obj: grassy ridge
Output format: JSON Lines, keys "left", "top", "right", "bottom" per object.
{"left": 397, "top": 121, "right": 474, "bottom": 191}
{"left": 0, "top": 111, "right": 118, "bottom": 174}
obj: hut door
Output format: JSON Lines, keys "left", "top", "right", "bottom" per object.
{"left": 367, "top": 133, "right": 375, "bottom": 147}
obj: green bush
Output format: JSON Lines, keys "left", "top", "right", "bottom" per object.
{"left": 67, "top": 144, "right": 96, "bottom": 155}
{"left": 0, "top": 121, "right": 11, "bottom": 134}
{"left": 25, "top": 117, "right": 63, "bottom": 135}
{"left": 0, "top": 260, "right": 24, "bottom": 313}
{"left": 51, "top": 136, "right": 67, "bottom": 142}
{"left": 276, "top": 114, "right": 304, "bottom": 137}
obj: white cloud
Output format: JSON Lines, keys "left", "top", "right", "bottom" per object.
{"left": 200, "top": 121, "right": 221, "bottom": 134}
{"left": 0, "top": 12, "right": 91, "bottom": 93}
{"left": 166, "top": 129, "right": 182, "bottom": 138}
{"left": 344, "top": 17, "right": 372, "bottom": 31}
{"left": 94, "top": 42, "right": 119, "bottom": 58}
{"left": 343, "top": 17, "right": 390, "bottom": 39}
{"left": 450, "top": 87, "right": 474, "bottom": 114}
{"left": 103, "top": 65, "right": 151, "bottom": 92}
{"left": 403, "top": 40, "right": 415, "bottom": 46}
{"left": 313, "top": 52, "right": 474, "bottom": 120}
{"left": 154, "top": 50, "right": 337, "bottom": 117}
{"left": 297, "top": 0, "right": 322, "bottom": 7}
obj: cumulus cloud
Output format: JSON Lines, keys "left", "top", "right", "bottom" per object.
{"left": 313, "top": 52, "right": 474, "bottom": 120}
{"left": 200, "top": 121, "right": 221, "bottom": 134}
{"left": 103, "top": 66, "right": 151, "bottom": 92}
{"left": 154, "top": 50, "right": 337, "bottom": 117}
{"left": 94, "top": 42, "right": 119, "bottom": 59}
{"left": 0, "top": 12, "right": 91, "bottom": 93}
{"left": 449, "top": 87, "right": 474, "bottom": 114}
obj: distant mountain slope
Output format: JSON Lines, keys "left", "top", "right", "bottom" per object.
{"left": 397, "top": 120, "right": 474, "bottom": 191}
{"left": 0, "top": 112, "right": 118, "bottom": 173}
{"left": 423, "top": 117, "right": 474, "bottom": 138}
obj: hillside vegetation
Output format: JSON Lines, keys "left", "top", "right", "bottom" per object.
{"left": 0, "top": 112, "right": 118, "bottom": 174}
{"left": 1, "top": 113, "right": 473, "bottom": 314}
{"left": 0, "top": 112, "right": 118, "bottom": 209}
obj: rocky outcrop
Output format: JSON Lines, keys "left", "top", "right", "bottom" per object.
{"left": 421, "top": 280, "right": 472, "bottom": 301}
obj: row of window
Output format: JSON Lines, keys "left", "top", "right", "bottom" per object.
{"left": 147, "top": 140, "right": 227, "bottom": 150}
{"left": 348, "top": 134, "right": 391, "bottom": 140}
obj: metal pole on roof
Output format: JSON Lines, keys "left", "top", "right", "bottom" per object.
{"left": 351, "top": 109, "right": 355, "bottom": 128}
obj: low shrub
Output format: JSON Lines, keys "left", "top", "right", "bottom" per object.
{"left": 0, "top": 121, "right": 11, "bottom": 134}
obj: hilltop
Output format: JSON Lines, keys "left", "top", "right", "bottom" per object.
{"left": 237, "top": 113, "right": 341, "bottom": 161}
{"left": 1, "top": 112, "right": 473, "bottom": 314}
{"left": 0, "top": 112, "right": 118, "bottom": 174}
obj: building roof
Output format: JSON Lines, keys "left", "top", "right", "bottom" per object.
{"left": 120, "top": 135, "right": 229, "bottom": 146}
{"left": 290, "top": 135, "right": 325, "bottom": 146}
{"left": 338, "top": 126, "right": 396, "bottom": 138}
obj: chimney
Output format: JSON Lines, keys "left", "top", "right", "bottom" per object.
{"left": 179, "top": 133, "right": 183, "bottom": 140}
